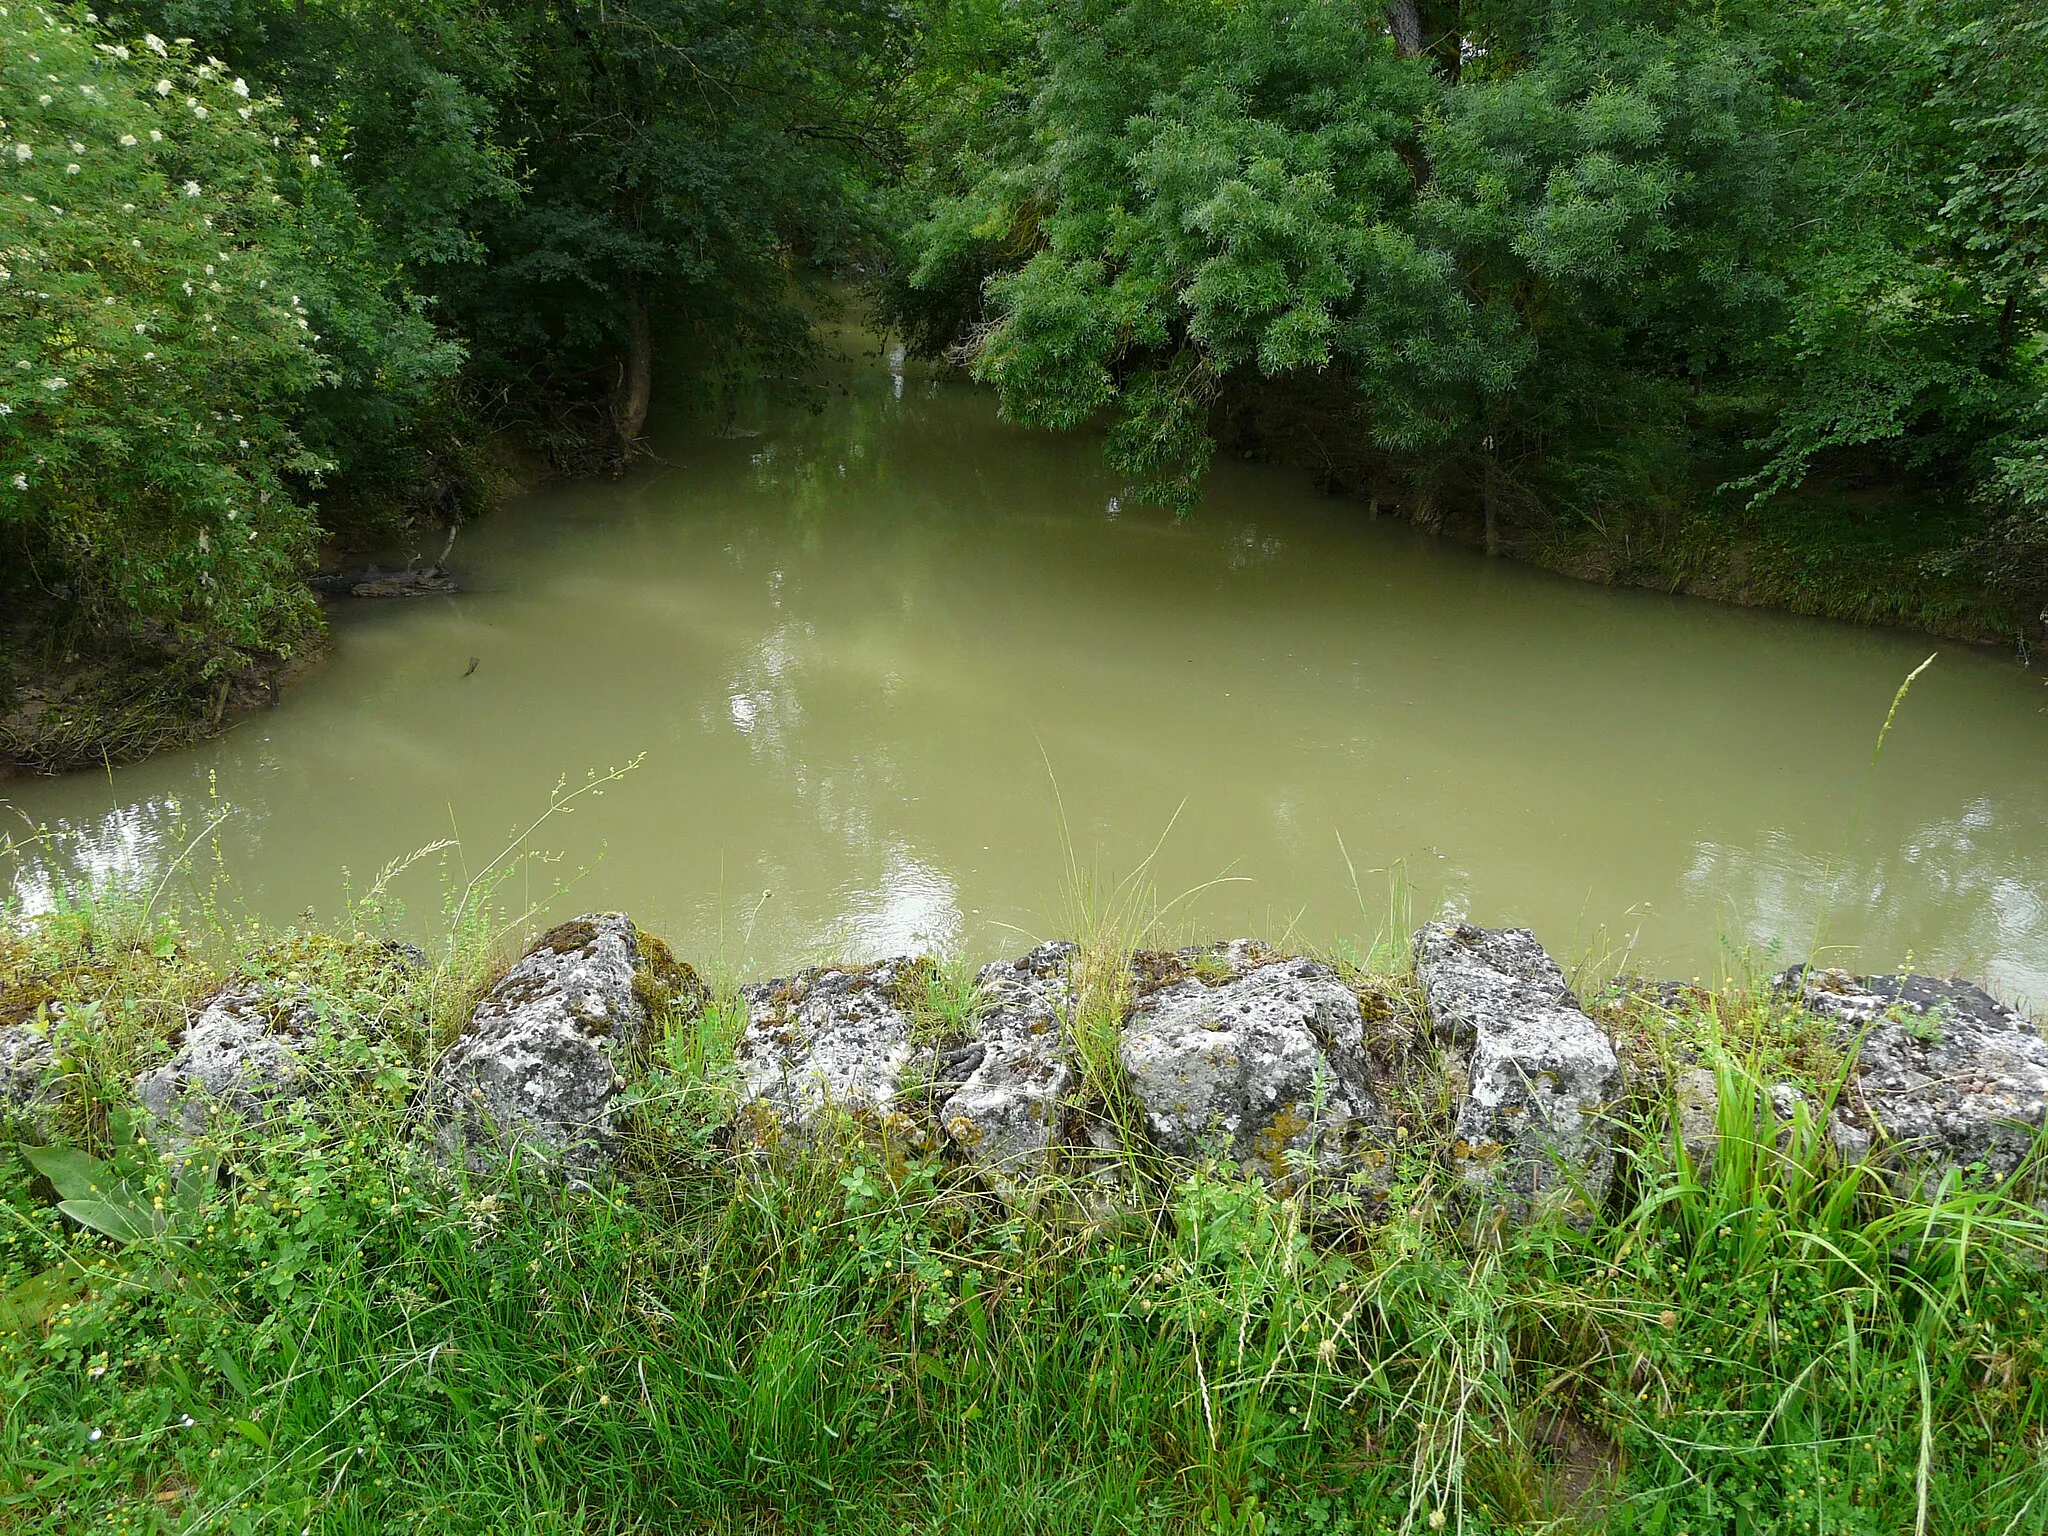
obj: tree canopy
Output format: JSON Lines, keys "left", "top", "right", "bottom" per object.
{"left": 889, "top": 0, "right": 2046, "bottom": 603}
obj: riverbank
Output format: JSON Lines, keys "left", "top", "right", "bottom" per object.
{"left": 7, "top": 338, "right": 2040, "bottom": 783}
{"left": 0, "top": 432, "right": 552, "bottom": 781}
{"left": 3, "top": 892, "right": 2043, "bottom": 1533}
{"left": 1210, "top": 386, "right": 2044, "bottom": 656}
{"left": 0, "top": 615, "right": 318, "bottom": 781}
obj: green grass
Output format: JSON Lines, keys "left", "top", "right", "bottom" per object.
{"left": 2, "top": 879, "right": 2045, "bottom": 1536}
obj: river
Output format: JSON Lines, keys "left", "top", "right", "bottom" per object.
{"left": 7, "top": 330, "right": 2047, "bottom": 1003}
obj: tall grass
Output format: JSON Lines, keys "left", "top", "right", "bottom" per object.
{"left": 4, "top": 870, "right": 2044, "bottom": 1535}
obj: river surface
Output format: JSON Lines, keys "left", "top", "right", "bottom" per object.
{"left": 7, "top": 333, "right": 2048, "bottom": 1002}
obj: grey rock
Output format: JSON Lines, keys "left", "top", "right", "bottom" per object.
{"left": 735, "top": 958, "right": 922, "bottom": 1144}
{"left": 132, "top": 942, "right": 426, "bottom": 1154}
{"left": 1780, "top": 967, "right": 2048, "bottom": 1182}
{"left": 433, "top": 914, "right": 674, "bottom": 1181}
{"left": 935, "top": 943, "right": 1096, "bottom": 1197}
{"left": 1120, "top": 946, "right": 1393, "bottom": 1193}
{"left": 1674, "top": 1066, "right": 1720, "bottom": 1167}
{"left": 1, "top": 1021, "right": 59, "bottom": 1137}
{"left": 134, "top": 983, "right": 320, "bottom": 1149}
{"left": 1414, "top": 923, "right": 1625, "bottom": 1218}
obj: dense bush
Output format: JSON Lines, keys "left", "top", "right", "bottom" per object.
{"left": 0, "top": 7, "right": 456, "bottom": 668}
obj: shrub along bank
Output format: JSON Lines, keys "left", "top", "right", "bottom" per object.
{"left": 1, "top": 888, "right": 2044, "bottom": 1535}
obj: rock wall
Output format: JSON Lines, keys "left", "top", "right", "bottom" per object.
{"left": 8, "top": 912, "right": 2039, "bottom": 1221}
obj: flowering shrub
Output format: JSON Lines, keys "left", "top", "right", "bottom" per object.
{"left": 0, "top": 4, "right": 452, "bottom": 667}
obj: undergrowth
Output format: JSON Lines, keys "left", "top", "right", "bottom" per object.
{"left": 1, "top": 871, "right": 2045, "bottom": 1534}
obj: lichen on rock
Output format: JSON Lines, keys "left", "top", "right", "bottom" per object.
{"left": 431, "top": 913, "right": 690, "bottom": 1182}
{"left": 1414, "top": 922, "right": 1625, "bottom": 1219}
{"left": 1778, "top": 966, "right": 2048, "bottom": 1183}
{"left": 1, "top": 1019, "right": 59, "bottom": 1139}
{"left": 121, "top": 939, "right": 425, "bottom": 1156}
{"left": 735, "top": 958, "right": 924, "bottom": 1146}
{"left": 1120, "top": 943, "right": 1393, "bottom": 1195}
{"left": 932, "top": 942, "right": 1096, "bottom": 1197}
{"left": 133, "top": 983, "right": 318, "bottom": 1151}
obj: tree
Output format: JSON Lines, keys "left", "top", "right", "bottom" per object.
{"left": 897, "top": 0, "right": 1783, "bottom": 544}
{"left": 0, "top": 7, "right": 453, "bottom": 669}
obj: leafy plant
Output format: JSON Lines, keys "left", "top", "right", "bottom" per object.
{"left": 24, "top": 1127, "right": 216, "bottom": 1244}
{"left": 0, "top": 6, "right": 456, "bottom": 670}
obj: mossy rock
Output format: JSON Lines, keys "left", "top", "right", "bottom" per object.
{"left": 632, "top": 926, "right": 708, "bottom": 1028}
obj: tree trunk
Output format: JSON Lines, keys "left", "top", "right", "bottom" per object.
{"left": 1385, "top": 0, "right": 1424, "bottom": 58}
{"left": 615, "top": 292, "right": 653, "bottom": 447}
{"left": 427, "top": 517, "right": 461, "bottom": 578}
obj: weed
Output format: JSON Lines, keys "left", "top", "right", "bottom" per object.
{"left": 3, "top": 865, "right": 2045, "bottom": 1534}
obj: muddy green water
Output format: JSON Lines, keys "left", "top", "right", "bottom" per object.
{"left": 7, "top": 335, "right": 2048, "bottom": 1001}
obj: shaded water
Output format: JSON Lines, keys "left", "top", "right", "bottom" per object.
{"left": 8, "top": 333, "right": 2048, "bottom": 1001}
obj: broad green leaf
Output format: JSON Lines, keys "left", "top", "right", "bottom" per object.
{"left": 23, "top": 1145, "right": 108, "bottom": 1205}
{"left": 0, "top": 1265, "right": 84, "bottom": 1334}
{"left": 56, "top": 1197, "right": 170, "bottom": 1244}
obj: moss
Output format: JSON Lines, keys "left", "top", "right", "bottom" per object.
{"left": 631, "top": 926, "right": 708, "bottom": 1029}
{"left": 0, "top": 977, "right": 58, "bottom": 1031}
{"left": 1128, "top": 950, "right": 1189, "bottom": 998}
{"left": 1252, "top": 1104, "right": 1314, "bottom": 1180}
{"left": 535, "top": 918, "right": 602, "bottom": 955}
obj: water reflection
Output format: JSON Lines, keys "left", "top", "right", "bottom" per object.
{"left": 835, "top": 850, "right": 963, "bottom": 959}
{"left": 7, "top": 794, "right": 186, "bottom": 915}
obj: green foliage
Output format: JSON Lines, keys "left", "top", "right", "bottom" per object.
{"left": 25, "top": 1118, "right": 216, "bottom": 1243}
{"left": 895, "top": 0, "right": 1790, "bottom": 521}
{"left": 4, "top": 0, "right": 904, "bottom": 742}
{"left": 2, "top": 890, "right": 2044, "bottom": 1533}
{"left": 0, "top": 6, "right": 457, "bottom": 672}
{"left": 890, "top": 0, "right": 2048, "bottom": 617}
{"left": 460, "top": 0, "right": 905, "bottom": 410}
{"left": 134, "top": 0, "right": 912, "bottom": 453}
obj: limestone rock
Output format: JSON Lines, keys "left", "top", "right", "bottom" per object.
{"left": 736, "top": 958, "right": 923, "bottom": 1144}
{"left": 1780, "top": 967, "right": 2048, "bottom": 1182}
{"left": 133, "top": 942, "right": 426, "bottom": 1154}
{"left": 1, "top": 1021, "right": 59, "bottom": 1138}
{"left": 1414, "top": 923, "right": 1625, "bottom": 1217}
{"left": 134, "top": 983, "right": 321, "bottom": 1149}
{"left": 1120, "top": 944, "right": 1393, "bottom": 1192}
{"left": 1674, "top": 1066, "right": 1721, "bottom": 1167}
{"left": 934, "top": 943, "right": 1095, "bottom": 1196}
{"left": 433, "top": 914, "right": 691, "bottom": 1180}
